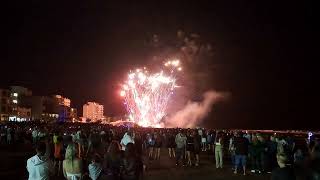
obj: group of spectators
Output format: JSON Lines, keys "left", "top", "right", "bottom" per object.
{"left": 0, "top": 121, "right": 319, "bottom": 180}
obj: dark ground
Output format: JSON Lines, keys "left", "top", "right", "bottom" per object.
{"left": 0, "top": 142, "right": 270, "bottom": 180}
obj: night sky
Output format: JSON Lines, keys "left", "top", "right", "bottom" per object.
{"left": 3, "top": 1, "right": 316, "bottom": 129}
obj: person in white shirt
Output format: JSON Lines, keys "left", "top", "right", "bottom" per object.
{"left": 88, "top": 154, "right": 103, "bottom": 180}
{"left": 26, "top": 141, "right": 54, "bottom": 180}
{"left": 32, "top": 129, "right": 38, "bottom": 144}
{"left": 120, "top": 130, "right": 135, "bottom": 151}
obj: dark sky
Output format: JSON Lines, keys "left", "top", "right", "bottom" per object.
{"left": 3, "top": 1, "right": 316, "bottom": 129}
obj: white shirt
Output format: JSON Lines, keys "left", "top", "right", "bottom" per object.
{"left": 32, "top": 130, "right": 38, "bottom": 138}
{"left": 88, "top": 163, "right": 102, "bottom": 180}
{"left": 120, "top": 132, "right": 135, "bottom": 151}
{"left": 26, "top": 154, "right": 53, "bottom": 180}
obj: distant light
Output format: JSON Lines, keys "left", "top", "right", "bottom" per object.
{"left": 13, "top": 99, "right": 18, "bottom": 104}
{"left": 178, "top": 67, "right": 182, "bottom": 71}
{"left": 120, "top": 90, "right": 126, "bottom": 97}
{"left": 13, "top": 93, "right": 18, "bottom": 97}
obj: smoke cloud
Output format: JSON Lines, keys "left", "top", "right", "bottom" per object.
{"left": 165, "top": 90, "right": 226, "bottom": 128}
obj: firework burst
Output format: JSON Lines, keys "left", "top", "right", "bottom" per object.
{"left": 120, "top": 59, "right": 182, "bottom": 127}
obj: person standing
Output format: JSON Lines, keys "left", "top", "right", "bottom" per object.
{"left": 271, "top": 153, "right": 296, "bottom": 180}
{"left": 147, "top": 133, "right": 155, "bottom": 160}
{"left": 207, "top": 131, "right": 213, "bottom": 151}
{"left": 215, "top": 132, "right": 224, "bottom": 169}
{"left": 32, "top": 128, "right": 38, "bottom": 144}
{"left": 201, "top": 130, "right": 207, "bottom": 152}
{"left": 54, "top": 136, "right": 64, "bottom": 176}
{"left": 233, "top": 132, "right": 249, "bottom": 175}
{"left": 266, "top": 135, "right": 278, "bottom": 173}
{"left": 250, "top": 135, "right": 259, "bottom": 173}
{"left": 6, "top": 126, "right": 12, "bottom": 144}
{"left": 121, "top": 143, "right": 142, "bottom": 180}
{"left": 27, "top": 141, "right": 54, "bottom": 180}
{"left": 193, "top": 130, "right": 201, "bottom": 166}
{"left": 175, "top": 130, "right": 187, "bottom": 166}
{"left": 88, "top": 154, "right": 103, "bottom": 180}
{"left": 229, "top": 133, "right": 236, "bottom": 170}
{"left": 0, "top": 126, "right": 6, "bottom": 144}
{"left": 186, "top": 131, "right": 194, "bottom": 166}
{"left": 120, "top": 130, "right": 135, "bottom": 151}
{"left": 154, "top": 133, "right": 162, "bottom": 160}
{"left": 63, "top": 144, "right": 83, "bottom": 180}
{"left": 75, "top": 130, "right": 84, "bottom": 158}
{"left": 103, "top": 141, "right": 122, "bottom": 180}
{"left": 168, "top": 132, "right": 176, "bottom": 158}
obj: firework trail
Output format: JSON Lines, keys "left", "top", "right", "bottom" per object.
{"left": 120, "top": 59, "right": 181, "bottom": 127}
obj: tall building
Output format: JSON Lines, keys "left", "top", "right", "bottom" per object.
{"left": 10, "top": 86, "right": 32, "bottom": 97}
{"left": 10, "top": 86, "right": 32, "bottom": 121}
{"left": 83, "top": 102, "right": 104, "bottom": 122}
{"left": 55, "top": 95, "right": 71, "bottom": 107}
{"left": 53, "top": 95, "right": 77, "bottom": 122}
{"left": 70, "top": 108, "right": 78, "bottom": 121}
{"left": 23, "top": 96, "right": 45, "bottom": 121}
{"left": 0, "top": 89, "right": 11, "bottom": 121}
{"left": 1, "top": 86, "right": 78, "bottom": 122}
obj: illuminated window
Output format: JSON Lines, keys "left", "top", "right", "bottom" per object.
{"left": 13, "top": 93, "right": 18, "bottom": 97}
{"left": 12, "top": 99, "right": 18, "bottom": 104}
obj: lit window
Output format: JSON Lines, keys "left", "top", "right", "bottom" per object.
{"left": 13, "top": 100, "right": 18, "bottom": 104}
{"left": 13, "top": 93, "right": 18, "bottom": 97}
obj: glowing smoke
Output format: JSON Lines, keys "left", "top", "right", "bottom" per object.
{"left": 165, "top": 90, "right": 226, "bottom": 128}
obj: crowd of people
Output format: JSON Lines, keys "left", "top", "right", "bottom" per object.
{"left": 0, "top": 121, "right": 319, "bottom": 180}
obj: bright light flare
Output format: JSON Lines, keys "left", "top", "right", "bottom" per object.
{"left": 120, "top": 90, "right": 126, "bottom": 97}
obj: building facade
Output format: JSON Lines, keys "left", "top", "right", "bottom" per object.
{"left": 83, "top": 102, "right": 104, "bottom": 122}
{"left": 1, "top": 86, "right": 78, "bottom": 122}
{"left": 0, "top": 89, "right": 11, "bottom": 121}
{"left": 10, "top": 86, "right": 32, "bottom": 121}
{"left": 55, "top": 95, "right": 71, "bottom": 107}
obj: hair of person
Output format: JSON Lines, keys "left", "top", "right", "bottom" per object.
{"left": 125, "top": 143, "right": 136, "bottom": 159}
{"left": 108, "top": 140, "right": 121, "bottom": 158}
{"left": 35, "top": 142, "right": 46, "bottom": 156}
{"left": 57, "top": 136, "right": 63, "bottom": 142}
{"left": 92, "top": 153, "right": 102, "bottom": 163}
{"left": 194, "top": 129, "right": 199, "bottom": 135}
{"left": 65, "top": 144, "right": 76, "bottom": 161}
